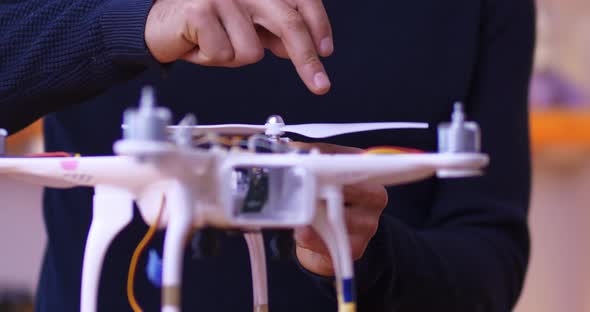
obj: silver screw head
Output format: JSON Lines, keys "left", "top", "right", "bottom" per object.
{"left": 265, "top": 115, "right": 286, "bottom": 137}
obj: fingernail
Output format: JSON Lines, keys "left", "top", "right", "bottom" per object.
{"left": 314, "top": 72, "right": 331, "bottom": 90}
{"left": 320, "top": 37, "right": 333, "bottom": 55}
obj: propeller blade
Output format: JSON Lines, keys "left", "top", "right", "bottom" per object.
{"left": 281, "top": 122, "right": 428, "bottom": 138}
{"left": 166, "top": 122, "right": 428, "bottom": 138}
{"left": 168, "top": 124, "right": 266, "bottom": 136}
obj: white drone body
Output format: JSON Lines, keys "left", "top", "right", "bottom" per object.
{"left": 0, "top": 88, "right": 487, "bottom": 312}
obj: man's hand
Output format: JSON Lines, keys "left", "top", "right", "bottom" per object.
{"left": 291, "top": 143, "right": 389, "bottom": 276}
{"left": 145, "top": 0, "right": 333, "bottom": 95}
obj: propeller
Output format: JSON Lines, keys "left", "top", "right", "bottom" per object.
{"left": 167, "top": 115, "right": 428, "bottom": 139}
{"left": 278, "top": 122, "right": 428, "bottom": 138}
{"left": 123, "top": 87, "right": 428, "bottom": 138}
{"left": 167, "top": 124, "right": 266, "bottom": 136}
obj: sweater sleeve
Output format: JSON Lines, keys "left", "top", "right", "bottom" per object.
{"left": 0, "top": 0, "right": 160, "bottom": 133}
{"left": 304, "top": 0, "right": 535, "bottom": 311}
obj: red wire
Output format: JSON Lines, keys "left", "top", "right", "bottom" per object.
{"left": 24, "top": 151, "right": 74, "bottom": 158}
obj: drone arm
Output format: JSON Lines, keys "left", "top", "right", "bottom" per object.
{"left": 304, "top": 154, "right": 489, "bottom": 187}
{"left": 312, "top": 185, "right": 356, "bottom": 312}
{"left": 161, "top": 181, "right": 193, "bottom": 312}
{"left": 80, "top": 185, "right": 134, "bottom": 312}
{"left": 244, "top": 232, "right": 269, "bottom": 312}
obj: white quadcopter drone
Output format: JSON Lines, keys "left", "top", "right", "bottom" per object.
{"left": 0, "top": 87, "right": 487, "bottom": 312}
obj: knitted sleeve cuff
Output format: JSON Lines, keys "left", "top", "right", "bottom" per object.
{"left": 99, "top": 0, "right": 161, "bottom": 69}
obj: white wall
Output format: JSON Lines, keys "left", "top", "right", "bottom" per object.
{"left": 516, "top": 154, "right": 590, "bottom": 312}
{"left": 0, "top": 180, "right": 45, "bottom": 293}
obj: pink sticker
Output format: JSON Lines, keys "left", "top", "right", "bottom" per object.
{"left": 60, "top": 160, "right": 78, "bottom": 171}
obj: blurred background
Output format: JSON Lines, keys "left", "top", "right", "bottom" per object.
{"left": 516, "top": 0, "right": 590, "bottom": 311}
{"left": 1, "top": 0, "right": 590, "bottom": 310}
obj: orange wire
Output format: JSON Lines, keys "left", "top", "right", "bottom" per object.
{"left": 127, "top": 196, "right": 165, "bottom": 312}
{"left": 192, "top": 135, "right": 244, "bottom": 147}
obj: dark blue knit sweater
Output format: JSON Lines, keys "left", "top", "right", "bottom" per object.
{"left": 0, "top": 0, "right": 535, "bottom": 311}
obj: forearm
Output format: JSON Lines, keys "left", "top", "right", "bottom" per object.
{"left": 304, "top": 209, "right": 528, "bottom": 311}
{"left": 0, "top": 0, "right": 159, "bottom": 133}
{"left": 360, "top": 214, "right": 528, "bottom": 311}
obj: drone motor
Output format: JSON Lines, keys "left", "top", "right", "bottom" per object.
{"left": 438, "top": 102, "right": 481, "bottom": 154}
{"left": 123, "top": 87, "right": 171, "bottom": 142}
{"left": 437, "top": 102, "right": 483, "bottom": 178}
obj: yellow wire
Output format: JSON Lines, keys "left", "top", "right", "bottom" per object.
{"left": 127, "top": 196, "right": 165, "bottom": 312}
{"left": 338, "top": 302, "right": 357, "bottom": 312}
{"left": 336, "top": 281, "right": 356, "bottom": 312}
{"left": 363, "top": 146, "right": 424, "bottom": 154}
{"left": 363, "top": 147, "right": 406, "bottom": 154}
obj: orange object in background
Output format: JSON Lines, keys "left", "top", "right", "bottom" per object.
{"left": 529, "top": 110, "right": 590, "bottom": 151}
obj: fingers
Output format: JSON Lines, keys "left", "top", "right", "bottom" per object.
{"left": 343, "top": 183, "right": 389, "bottom": 210}
{"left": 295, "top": 246, "right": 334, "bottom": 276}
{"left": 294, "top": 204, "right": 379, "bottom": 260}
{"left": 294, "top": 185, "right": 385, "bottom": 276}
{"left": 215, "top": 0, "right": 265, "bottom": 67}
{"left": 183, "top": 0, "right": 267, "bottom": 67}
{"left": 258, "top": 26, "right": 290, "bottom": 59}
{"left": 181, "top": 3, "right": 234, "bottom": 65}
{"left": 344, "top": 208, "right": 379, "bottom": 240}
{"left": 250, "top": 0, "right": 331, "bottom": 95}
{"left": 148, "top": 0, "right": 334, "bottom": 91}
{"left": 145, "top": 0, "right": 198, "bottom": 63}
{"left": 292, "top": 0, "right": 333, "bottom": 57}
{"left": 294, "top": 226, "right": 329, "bottom": 255}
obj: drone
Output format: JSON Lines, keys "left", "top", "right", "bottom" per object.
{"left": 0, "top": 87, "right": 487, "bottom": 312}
